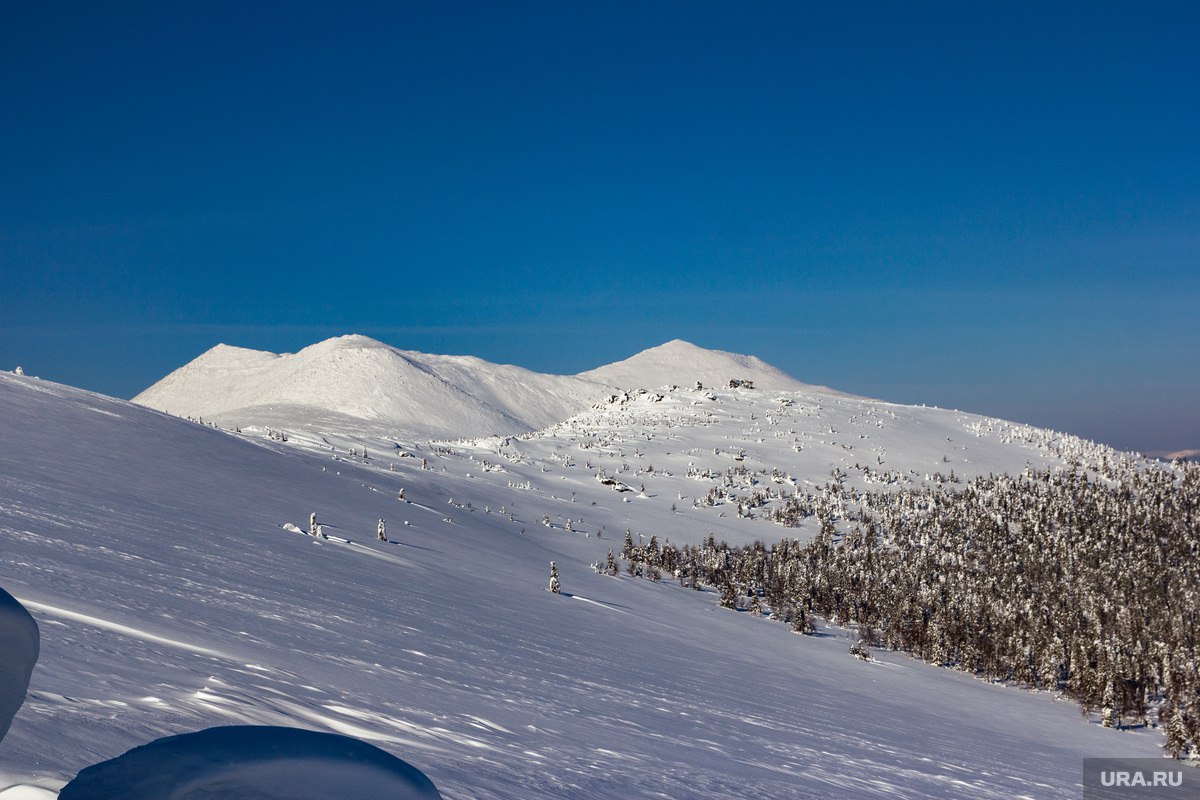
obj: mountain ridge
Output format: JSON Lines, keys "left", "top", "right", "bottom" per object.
{"left": 132, "top": 336, "right": 814, "bottom": 440}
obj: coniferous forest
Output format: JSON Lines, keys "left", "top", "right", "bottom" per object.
{"left": 617, "top": 459, "right": 1200, "bottom": 759}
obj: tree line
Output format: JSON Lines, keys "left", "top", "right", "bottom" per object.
{"left": 618, "top": 460, "right": 1200, "bottom": 759}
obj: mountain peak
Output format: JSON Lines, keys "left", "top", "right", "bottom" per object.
{"left": 134, "top": 335, "right": 818, "bottom": 441}
{"left": 580, "top": 340, "right": 805, "bottom": 391}
{"left": 302, "top": 334, "right": 392, "bottom": 353}
{"left": 133, "top": 336, "right": 608, "bottom": 439}
{"left": 644, "top": 338, "right": 705, "bottom": 354}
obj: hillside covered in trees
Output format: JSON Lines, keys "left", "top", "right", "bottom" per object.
{"left": 620, "top": 457, "right": 1199, "bottom": 759}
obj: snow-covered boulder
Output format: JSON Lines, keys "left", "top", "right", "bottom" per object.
{"left": 0, "top": 588, "right": 39, "bottom": 745}
{"left": 59, "top": 725, "right": 442, "bottom": 799}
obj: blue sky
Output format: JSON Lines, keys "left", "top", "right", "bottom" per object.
{"left": 2, "top": 2, "right": 1196, "bottom": 452}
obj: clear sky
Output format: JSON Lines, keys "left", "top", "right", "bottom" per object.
{"left": 2, "top": 2, "right": 1197, "bottom": 453}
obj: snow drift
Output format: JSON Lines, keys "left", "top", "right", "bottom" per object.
{"left": 58, "top": 726, "right": 441, "bottom": 800}
{"left": 0, "top": 588, "right": 38, "bottom": 746}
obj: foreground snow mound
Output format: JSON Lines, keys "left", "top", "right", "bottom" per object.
{"left": 0, "top": 785, "right": 58, "bottom": 799}
{"left": 58, "top": 725, "right": 442, "bottom": 799}
{"left": 0, "top": 589, "right": 38, "bottom": 745}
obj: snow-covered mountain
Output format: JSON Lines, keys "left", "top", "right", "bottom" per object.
{"left": 0, "top": 350, "right": 1173, "bottom": 797}
{"left": 132, "top": 335, "right": 606, "bottom": 440}
{"left": 134, "top": 334, "right": 1132, "bottom": 536}
{"left": 131, "top": 336, "right": 829, "bottom": 441}
{"left": 130, "top": 332, "right": 1151, "bottom": 554}
{"left": 578, "top": 338, "right": 810, "bottom": 392}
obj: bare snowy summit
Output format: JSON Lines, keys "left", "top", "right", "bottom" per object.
{"left": 580, "top": 339, "right": 808, "bottom": 392}
{"left": 133, "top": 335, "right": 605, "bottom": 440}
{"left": 133, "top": 336, "right": 813, "bottom": 439}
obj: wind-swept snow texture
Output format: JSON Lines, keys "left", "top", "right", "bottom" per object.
{"left": 58, "top": 725, "right": 441, "bottom": 799}
{"left": 0, "top": 588, "right": 38, "bottom": 745}
{"left": 0, "top": 369, "right": 1166, "bottom": 798}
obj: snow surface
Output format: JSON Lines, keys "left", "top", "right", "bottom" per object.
{"left": 0, "top": 588, "right": 38, "bottom": 745}
{"left": 0, "top": 366, "right": 1169, "bottom": 798}
{"left": 57, "top": 725, "right": 441, "bottom": 799}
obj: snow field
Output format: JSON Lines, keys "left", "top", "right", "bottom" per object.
{"left": 0, "top": 362, "right": 1170, "bottom": 798}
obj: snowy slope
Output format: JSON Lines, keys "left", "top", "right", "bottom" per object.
{"left": 443, "top": 384, "right": 1115, "bottom": 549}
{"left": 0, "top": 371, "right": 1166, "bottom": 798}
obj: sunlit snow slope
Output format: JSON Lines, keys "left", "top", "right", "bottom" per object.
{"left": 0, "top": 370, "right": 1165, "bottom": 798}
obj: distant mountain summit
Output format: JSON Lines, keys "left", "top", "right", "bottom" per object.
{"left": 133, "top": 336, "right": 804, "bottom": 440}
{"left": 579, "top": 339, "right": 807, "bottom": 392}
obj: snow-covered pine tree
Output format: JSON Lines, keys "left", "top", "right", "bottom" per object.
{"left": 718, "top": 571, "right": 738, "bottom": 610}
{"left": 1164, "top": 702, "right": 1194, "bottom": 759}
{"left": 1101, "top": 681, "right": 1116, "bottom": 728}
{"left": 548, "top": 561, "right": 560, "bottom": 594}
{"left": 791, "top": 606, "right": 816, "bottom": 635}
